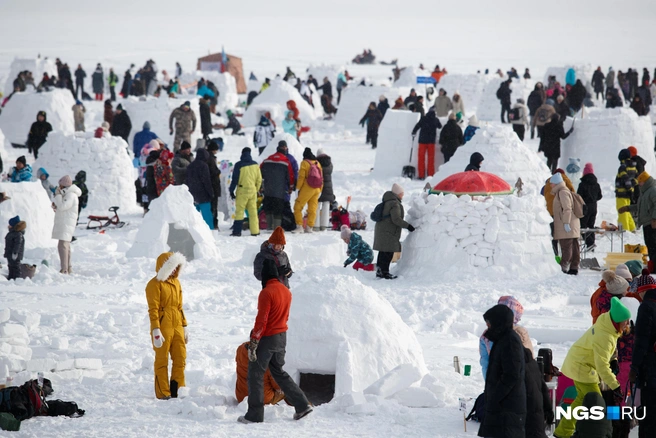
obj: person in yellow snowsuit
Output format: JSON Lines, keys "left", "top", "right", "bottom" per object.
{"left": 293, "top": 147, "right": 323, "bottom": 233}
{"left": 229, "top": 147, "right": 262, "bottom": 236}
{"left": 145, "top": 252, "right": 188, "bottom": 399}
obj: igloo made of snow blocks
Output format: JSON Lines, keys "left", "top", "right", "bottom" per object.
{"left": 176, "top": 70, "right": 238, "bottom": 112}
{"left": 334, "top": 85, "right": 404, "bottom": 130}
{"left": 242, "top": 78, "right": 320, "bottom": 127}
{"left": 396, "top": 192, "right": 559, "bottom": 280}
{"left": 560, "top": 107, "right": 656, "bottom": 181}
{"left": 34, "top": 132, "right": 141, "bottom": 215}
{"left": 3, "top": 57, "right": 57, "bottom": 97}
{"left": 285, "top": 275, "right": 427, "bottom": 400}
{"left": 127, "top": 185, "right": 220, "bottom": 260}
{"left": 0, "top": 88, "right": 75, "bottom": 145}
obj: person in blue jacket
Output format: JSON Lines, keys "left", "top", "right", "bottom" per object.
{"left": 197, "top": 82, "right": 215, "bottom": 100}
{"left": 341, "top": 225, "right": 374, "bottom": 271}
{"left": 282, "top": 111, "right": 298, "bottom": 138}
{"left": 565, "top": 68, "right": 577, "bottom": 87}
{"left": 133, "top": 121, "right": 159, "bottom": 158}
{"left": 8, "top": 156, "right": 33, "bottom": 182}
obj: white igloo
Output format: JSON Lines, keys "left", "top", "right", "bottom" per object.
{"left": 561, "top": 108, "right": 656, "bottom": 180}
{"left": 476, "top": 77, "right": 533, "bottom": 122}
{"left": 372, "top": 110, "right": 421, "bottom": 178}
{"left": 429, "top": 125, "right": 551, "bottom": 195}
{"left": 121, "top": 95, "right": 202, "bottom": 154}
{"left": 397, "top": 193, "right": 559, "bottom": 280}
{"left": 34, "top": 132, "right": 140, "bottom": 215}
{"left": 3, "top": 57, "right": 57, "bottom": 96}
{"left": 256, "top": 133, "right": 303, "bottom": 163}
{"left": 242, "top": 79, "right": 319, "bottom": 127}
{"left": 436, "top": 73, "right": 493, "bottom": 116}
{"left": 543, "top": 65, "right": 597, "bottom": 89}
{"left": 177, "top": 71, "right": 239, "bottom": 112}
{"left": 286, "top": 275, "right": 427, "bottom": 398}
{"left": 306, "top": 64, "right": 344, "bottom": 87}
{"left": 0, "top": 181, "right": 56, "bottom": 252}
{"left": 334, "top": 85, "right": 404, "bottom": 130}
{"left": 0, "top": 89, "right": 75, "bottom": 145}
{"left": 393, "top": 66, "right": 430, "bottom": 88}
{"left": 127, "top": 185, "right": 220, "bottom": 260}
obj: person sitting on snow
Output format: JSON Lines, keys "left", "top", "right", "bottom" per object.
{"left": 341, "top": 225, "right": 374, "bottom": 271}
{"left": 4, "top": 216, "right": 26, "bottom": 281}
{"left": 6, "top": 156, "right": 33, "bottom": 182}
{"left": 235, "top": 340, "right": 285, "bottom": 405}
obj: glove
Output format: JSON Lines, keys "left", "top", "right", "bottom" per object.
{"left": 568, "top": 127, "right": 574, "bottom": 134}
{"left": 630, "top": 369, "right": 638, "bottom": 383}
{"left": 230, "top": 191, "right": 236, "bottom": 200}
{"left": 610, "top": 359, "right": 620, "bottom": 376}
{"left": 407, "top": 224, "right": 416, "bottom": 232}
{"left": 152, "top": 328, "right": 164, "bottom": 348}
{"left": 545, "top": 409, "right": 554, "bottom": 426}
{"left": 248, "top": 338, "right": 259, "bottom": 362}
{"left": 169, "top": 129, "right": 173, "bottom": 135}
{"left": 344, "top": 263, "right": 348, "bottom": 268}
{"left": 564, "top": 224, "right": 571, "bottom": 233}
{"left": 618, "top": 206, "right": 631, "bottom": 214}
{"left": 184, "top": 327, "right": 188, "bottom": 344}
{"left": 612, "top": 387, "right": 623, "bottom": 405}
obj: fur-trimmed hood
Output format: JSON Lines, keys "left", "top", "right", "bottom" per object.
{"left": 155, "top": 252, "right": 186, "bottom": 281}
{"left": 12, "top": 221, "right": 27, "bottom": 233}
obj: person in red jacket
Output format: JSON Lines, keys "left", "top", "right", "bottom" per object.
{"left": 238, "top": 259, "right": 312, "bottom": 424}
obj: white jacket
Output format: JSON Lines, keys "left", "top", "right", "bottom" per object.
{"left": 511, "top": 103, "right": 529, "bottom": 127}
{"left": 254, "top": 124, "right": 275, "bottom": 148}
{"left": 52, "top": 185, "right": 82, "bottom": 241}
{"left": 452, "top": 98, "right": 465, "bottom": 117}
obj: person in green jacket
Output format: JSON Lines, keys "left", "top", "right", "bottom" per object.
{"left": 554, "top": 297, "right": 631, "bottom": 438}
{"left": 108, "top": 68, "right": 119, "bottom": 102}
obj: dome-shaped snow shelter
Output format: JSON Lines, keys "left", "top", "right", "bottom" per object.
{"left": 242, "top": 79, "right": 320, "bottom": 127}
{"left": 432, "top": 171, "right": 513, "bottom": 196}
{"left": 286, "top": 275, "right": 427, "bottom": 400}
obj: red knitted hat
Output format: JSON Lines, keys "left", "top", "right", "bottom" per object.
{"left": 268, "top": 227, "right": 286, "bottom": 246}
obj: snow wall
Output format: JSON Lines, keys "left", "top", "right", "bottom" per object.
{"left": 127, "top": 185, "right": 221, "bottom": 260}
{"left": 0, "top": 89, "right": 75, "bottom": 145}
{"left": 543, "top": 65, "right": 596, "bottom": 89}
{"left": 334, "top": 85, "right": 403, "bottom": 130}
{"left": 177, "top": 71, "right": 239, "bottom": 112}
{"left": 287, "top": 276, "right": 427, "bottom": 397}
{"left": 34, "top": 132, "right": 140, "bottom": 215}
{"left": 306, "top": 64, "right": 344, "bottom": 87}
{"left": 256, "top": 133, "right": 303, "bottom": 163}
{"left": 3, "top": 57, "right": 57, "bottom": 96}
{"left": 561, "top": 108, "right": 656, "bottom": 181}
{"left": 398, "top": 193, "right": 559, "bottom": 280}
{"left": 372, "top": 110, "right": 421, "bottom": 178}
{"left": 242, "top": 79, "right": 319, "bottom": 127}
{"left": 476, "top": 78, "right": 534, "bottom": 122}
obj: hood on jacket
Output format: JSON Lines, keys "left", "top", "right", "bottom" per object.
{"left": 61, "top": 184, "right": 82, "bottom": 197}
{"left": 240, "top": 147, "right": 253, "bottom": 162}
{"left": 12, "top": 221, "right": 27, "bottom": 233}
{"left": 75, "top": 170, "right": 86, "bottom": 183}
{"left": 155, "top": 252, "right": 186, "bottom": 281}
{"left": 37, "top": 167, "right": 50, "bottom": 179}
{"left": 469, "top": 152, "right": 484, "bottom": 167}
{"left": 317, "top": 154, "right": 332, "bottom": 168}
{"left": 483, "top": 304, "right": 514, "bottom": 343}
{"left": 382, "top": 191, "right": 401, "bottom": 203}
{"left": 142, "top": 121, "right": 151, "bottom": 130}
{"left": 37, "top": 111, "right": 47, "bottom": 121}
{"left": 550, "top": 181, "right": 566, "bottom": 195}
{"left": 498, "top": 295, "right": 523, "bottom": 323}
{"left": 284, "top": 110, "right": 294, "bottom": 119}
{"left": 195, "top": 148, "right": 210, "bottom": 161}
{"left": 286, "top": 100, "right": 297, "bottom": 110}
{"left": 258, "top": 115, "right": 270, "bottom": 126}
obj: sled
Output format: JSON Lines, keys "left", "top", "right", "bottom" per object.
{"left": 87, "top": 206, "right": 126, "bottom": 229}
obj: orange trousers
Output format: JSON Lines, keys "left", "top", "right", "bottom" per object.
{"left": 418, "top": 143, "right": 435, "bottom": 179}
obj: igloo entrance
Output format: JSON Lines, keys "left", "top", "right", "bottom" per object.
{"left": 299, "top": 373, "right": 335, "bottom": 406}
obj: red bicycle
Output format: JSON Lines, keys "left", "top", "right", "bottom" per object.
{"left": 87, "top": 206, "right": 126, "bottom": 230}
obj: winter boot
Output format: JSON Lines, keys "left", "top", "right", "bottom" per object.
{"left": 237, "top": 416, "right": 255, "bottom": 424}
{"left": 231, "top": 220, "right": 243, "bottom": 236}
{"left": 304, "top": 226, "right": 313, "bottom": 234}
{"left": 293, "top": 406, "right": 313, "bottom": 420}
{"left": 383, "top": 273, "right": 398, "bottom": 280}
{"left": 566, "top": 269, "right": 578, "bottom": 276}
{"left": 292, "top": 226, "right": 304, "bottom": 234}
{"left": 170, "top": 380, "right": 178, "bottom": 398}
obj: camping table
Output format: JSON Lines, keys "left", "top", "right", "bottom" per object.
{"left": 580, "top": 228, "right": 624, "bottom": 258}
{"left": 546, "top": 380, "right": 558, "bottom": 434}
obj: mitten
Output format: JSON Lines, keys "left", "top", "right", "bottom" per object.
{"left": 248, "top": 338, "right": 259, "bottom": 362}
{"left": 407, "top": 224, "right": 416, "bottom": 232}
{"left": 610, "top": 359, "right": 620, "bottom": 376}
{"left": 564, "top": 224, "right": 571, "bottom": 233}
{"left": 152, "top": 328, "right": 164, "bottom": 348}
{"left": 184, "top": 327, "right": 189, "bottom": 344}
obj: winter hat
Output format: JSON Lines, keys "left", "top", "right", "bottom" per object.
{"left": 638, "top": 172, "right": 651, "bottom": 184}
{"left": 340, "top": 225, "right": 352, "bottom": 240}
{"left": 206, "top": 141, "right": 219, "bottom": 152}
{"left": 615, "top": 264, "right": 633, "bottom": 281}
{"left": 8, "top": 216, "right": 20, "bottom": 227}
{"left": 183, "top": 101, "right": 191, "bottom": 107}
{"left": 602, "top": 270, "right": 629, "bottom": 295}
{"left": 241, "top": 147, "right": 251, "bottom": 155}
{"left": 101, "top": 121, "right": 110, "bottom": 131}
{"left": 268, "top": 226, "right": 286, "bottom": 246}
{"left": 58, "top": 175, "right": 72, "bottom": 188}
{"left": 516, "top": 98, "right": 525, "bottom": 104}
{"left": 636, "top": 268, "right": 656, "bottom": 293}
{"left": 550, "top": 173, "right": 563, "bottom": 185}
{"left": 379, "top": 95, "right": 386, "bottom": 101}
{"left": 302, "top": 147, "right": 315, "bottom": 160}
{"left": 618, "top": 149, "right": 631, "bottom": 161}
{"left": 180, "top": 141, "right": 191, "bottom": 151}
{"left": 391, "top": 183, "right": 404, "bottom": 195}
{"left": 16, "top": 156, "right": 26, "bottom": 166}
{"left": 260, "top": 258, "right": 280, "bottom": 287}
{"left": 583, "top": 163, "right": 594, "bottom": 176}
{"left": 625, "top": 260, "right": 644, "bottom": 277}
{"left": 628, "top": 146, "right": 638, "bottom": 157}
{"left": 468, "top": 115, "right": 480, "bottom": 128}
{"left": 609, "top": 297, "right": 631, "bottom": 323}
{"left": 143, "top": 121, "right": 151, "bottom": 130}
{"left": 317, "top": 148, "right": 326, "bottom": 157}
{"left": 497, "top": 296, "right": 524, "bottom": 324}
{"left": 116, "top": 104, "right": 123, "bottom": 111}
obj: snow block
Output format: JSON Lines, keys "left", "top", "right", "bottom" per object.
{"left": 10, "top": 345, "right": 32, "bottom": 361}
{"left": 393, "top": 387, "right": 442, "bottom": 408}
{"left": 55, "top": 359, "right": 75, "bottom": 372}
{"left": 0, "top": 309, "right": 9, "bottom": 324}
{"left": 74, "top": 358, "right": 103, "bottom": 370}
{"left": 0, "top": 356, "right": 26, "bottom": 373}
{"left": 372, "top": 110, "right": 421, "bottom": 178}
{"left": 0, "top": 323, "right": 28, "bottom": 339}
{"left": 27, "top": 358, "right": 57, "bottom": 372}
{"left": 11, "top": 310, "right": 40, "bottom": 331}
{"left": 363, "top": 363, "right": 423, "bottom": 398}
{"left": 51, "top": 337, "right": 69, "bottom": 351}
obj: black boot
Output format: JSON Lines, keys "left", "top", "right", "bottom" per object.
{"left": 170, "top": 380, "right": 178, "bottom": 398}
{"left": 231, "top": 220, "right": 243, "bottom": 236}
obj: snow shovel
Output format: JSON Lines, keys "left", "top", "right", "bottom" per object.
{"left": 402, "top": 135, "right": 417, "bottom": 179}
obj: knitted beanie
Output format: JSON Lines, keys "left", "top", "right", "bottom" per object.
{"left": 497, "top": 295, "right": 524, "bottom": 324}
{"left": 583, "top": 163, "right": 594, "bottom": 176}
{"left": 340, "top": 225, "right": 352, "bottom": 240}
{"left": 268, "top": 227, "right": 286, "bottom": 246}
{"left": 625, "top": 260, "right": 644, "bottom": 277}
{"left": 610, "top": 297, "right": 631, "bottom": 323}
{"left": 58, "top": 175, "right": 72, "bottom": 188}
{"left": 392, "top": 183, "right": 404, "bottom": 195}
{"left": 602, "top": 270, "right": 629, "bottom": 295}
{"left": 550, "top": 173, "right": 563, "bottom": 184}
{"left": 637, "top": 269, "right": 656, "bottom": 293}
{"left": 8, "top": 216, "right": 20, "bottom": 227}
{"left": 628, "top": 146, "right": 638, "bottom": 157}
{"left": 615, "top": 264, "right": 632, "bottom": 281}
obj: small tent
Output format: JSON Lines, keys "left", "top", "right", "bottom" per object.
{"left": 197, "top": 52, "right": 246, "bottom": 94}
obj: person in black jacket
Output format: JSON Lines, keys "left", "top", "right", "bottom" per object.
{"left": 591, "top": 67, "right": 606, "bottom": 100}
{"left": 110, "top": 104, "right": 132, "bottom": 143}
{"left": 478, "top": 304, "right": 526, "bottom": 438}
{"left": 524, "top": 348, "right": 552, "bottom": 438}
{"left": 318, "top": 77, "right": 336, "bottom": 115}
{"left": 465, "top": 152, "right": 484, "bottom": 171}
{"left": 439, "top": 113, "right": 464, "bottom": 164}
{"left": 206, "top": 141, "right": 221, "bottom": 230}
{"left": 74, "top": 64, "right": 86, "bottom": 99}
{"left": 568, "top": 80, "right": 587, "bottom": 113}
{"left": 606, "top": 88, "right": 623, "bottom": 109}
{"left": 631, "top": 95, "right": 648, "bottom": 116}
{"left": 359, "top": 102, "right": 383, "bottom": 149}
{"left": 260, "top": 147, "right": 294, "bottom": 231}
{"left": 630, "top": 281, "right": 656, "bottom": 437}
{"left": 27, "top": 111, "right": 53, "bottom": 159}
{"left": 577, "top": 163, "right": 602, "bottom": 250}
{"left": 404, "top": 89, "right": 418, "bottom": 107}
{"left": 377, "top": 95, "right": 390, "bottom": 118}
{"left": 538, "top": 115, "right": 573, "bottom": 173}
{"left": 4, "top": 216, "right": 26, "bottom": 281}
{"left": 143, "top": 149, "right": 161, "bottom": 212}
{"left": 121, "top": 65, "right": 133, "bottom": 98}
{"left": 497, "top": 79, "right": 512, "bottom": 123}
{"left": 185, "top": 148, "right": 215, "bottom": 212}
{"left": 411, "top": 110, "right": 442, "bottom": 179}
{"left": 527, "top": 83, "right": 545, "bottom": 139}
{"left": 554, "top": 95, "right": 570, "bottom": 122}
{"left": 199, "top": 95, "right": 213, "bottom": 140}
{"left": 316, "top": 148, "right": 334, "bottom": 231}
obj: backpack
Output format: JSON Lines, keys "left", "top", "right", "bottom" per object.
{"left": 305, "top": 160, "right": 323, "bottom": 188}
{"left": 571, "top": 192, "right": 586, "bottom": 219}
{"left": 508, "top": 107, "right": 521, "bottom": 121}
{"left": 370, "top": 200, "right": 391, "bottom": 222}
{"left": 466, "top": 393, "right": 486, "bottom": 423}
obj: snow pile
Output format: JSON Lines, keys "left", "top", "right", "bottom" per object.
{"left": 3, "top": 57, "right": 57, "bottom": 96}
{"left": 286, "top": 276, "right": 427, "bottom": 397}
{"left": 398, "top": 193, "right": 559, "bottom": 280}
{"left": 127, "top": 185, "right": 221, "bottom": 260}
{"left": 177, "top": 71, "right": 239, "bottom": 111}
{"left": 334, "top": 85, "right": 403, "bottom": 130}
{"left": 34, "top": 132, "right": 140, "bottom": 215}
{"left": 0, "top": 310, "right": 33, "bottom": 377}
{"left": 429, "top": 125, "right": 551, "bottom": 195}
{"left": 561, "top": 108, "right": 656, "bottom": 180}
{"left": 0, "top": 89, "right": 75, "bottom": 145}
{"left": 242, "top": 79, "right": 318, "bottom": 127}
{"left": 122, "top": 95, "right": 201, "bottom": 153}
{"left": 0, "top": 181, "right": 56, "bottom": 251}
{"left": 0, "top": 128, "right": 9, "bottom": 166}
{"left": 372, "top": 109, "right": 421, "bottom": 178}
{"left": 544, "top": 65, "right": 596, "bottom": 89}
{"left": 256, "top": 132, "right": 303, "bottom": 163}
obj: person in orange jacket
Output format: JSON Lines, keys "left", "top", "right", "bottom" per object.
{"left": 235, "top": 341, "right": 285, "bottom": 404}
{"left": 145, "top": 252, "right": 188, "bottom": 399}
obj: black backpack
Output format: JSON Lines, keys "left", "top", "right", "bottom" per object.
{"left": 508, "top": 108, "right": 521, "bottom": 121}
{"left": 370, "top": 200, "right": 391, "bottom": 222}
{"left": 466, "top": 393, "right": 486, "bottom": 423}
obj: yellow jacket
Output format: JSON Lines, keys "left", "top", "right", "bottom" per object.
{"left": 560, "top": 312, "right": 620, "bottom": 389}
{"left": 297, "top": 159, "right": 323, "bottom": 192}
{"left": 146, "top": 252, "right": 187, "bottom": 332}
{"left": 236, "top": 163, "right": 262, "bottom": 196}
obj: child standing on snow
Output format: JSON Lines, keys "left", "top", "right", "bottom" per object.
{"left": 37, "top": 167, "right": 56, "bottom": 201}
{"left": 4, "top": 216, "right": 25, "bottom": 280}
{"left": 341, "top": 225, "right": 374, "bottom": 271}
{"left": 577, "top": 163, "right": 602, "bottom": 251}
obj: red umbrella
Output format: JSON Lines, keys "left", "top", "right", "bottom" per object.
{"left": 431, "top": 171, "right": 513, "bottom": 196}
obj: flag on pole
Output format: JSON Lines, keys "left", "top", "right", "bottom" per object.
{"left": 221, "top": 46, "right": 227, "bottom": 73}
